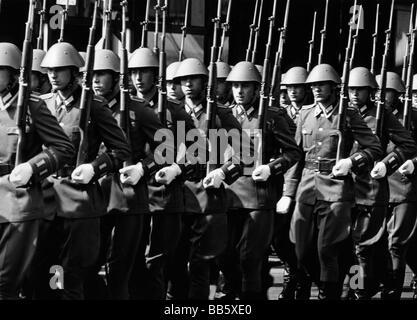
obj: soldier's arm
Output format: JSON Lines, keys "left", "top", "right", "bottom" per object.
{"left": 347, "top": 107, "right": 383, "bottom": 170}
{"left": 27, "top": 100, "right": 75, "bottom": 180}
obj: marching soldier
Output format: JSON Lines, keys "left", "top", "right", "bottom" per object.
{"left": 347, "top": 67, "right": 417, "bottom": 299}
{"left": 32, "top": 42, "right": 131, "bottom": 300}
{"left": 31, "top": 49, "right": 51, "bottom": 94}
{"left": 219, "top": 61, "right": 301, "bottom": 300}
{"left": 287, "top": 64, "right": 383, "bottom": 299}
{"left": 166, "top": 61, "right": 184, "bottom": 102}
{"left": 211, "top": 61, "right": 232, "bottom": 108}
{"left": 0, "top": 42, "right": 74, "bottom": 299}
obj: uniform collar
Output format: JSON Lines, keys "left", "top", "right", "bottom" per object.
{"left": 0, "top": 85, "right": 19, "bottom": 111}
{"left": 185, "top": 103, "right": 205, "bottom": 119}
{"left": 105, "top": 90, "right": 120, "bottom": 111}
{"left": 314, "top": 102, "right": 337, "bottom": 118}
{"left": 55, "top": 86, "right": 81, "bottom": 111}
{"left": 289, "top": 104, "right": 301, "bottom": 119}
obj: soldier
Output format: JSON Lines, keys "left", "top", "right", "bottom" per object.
{"left": 166, "top": 61, "right": 184, "bottom": 101}
{"left": 31, "top": 49, "right": 51, "bottom": 94}
{"left": 210, "top": 61, "right": 232, "bottom": 108}
{"left": 275, "top": 66, "right": 312, "bottom": 299}
{"left": 32, "top": 42, "right": 131, "bottom": 300}
{"left": 219, "top": 61, "right": 301, "bottom": 300}
{"left": 287, "top": 64, "right": 382, "bottom": 299}
{"left": 347, "top": 67, "right": 417, "bottom": 299}
{"left": 378, "top": 72, "right": 417, "bottom": 299}
{"left": 279, "top": 73, "right": 290, "bottom": 107}
{"left": 0, "top": 42, "right": 74, "bottom": 299}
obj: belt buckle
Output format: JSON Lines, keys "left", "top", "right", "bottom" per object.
{"left": 314, "top": 160, "right": 321, "bottom": 172}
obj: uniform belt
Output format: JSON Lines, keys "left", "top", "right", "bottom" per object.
{"left": 304, "top": 160, "right": 335, "bottom": 172}
{"left": 0, "top": 163, "right": 13, "bottom": 176}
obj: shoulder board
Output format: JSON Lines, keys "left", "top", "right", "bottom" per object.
{"left": 167, "top": 98, "right": 181, "bottom": 105}
{"left": 301, "top": 103, "right": 315, "bottom": 110}
{"left": 29, "top": 92, "right": 41, "bottom": 102}
{"left": 93, "top": 95, "right": 105, "bottom": 103}
{"left": 218, "top": 103, "right": 230, "bottom": 109}
{"left": 130, "top": 95, "right": 146, "bottom": 103}
{"left": 40, "top": 92, "right": 54, "bottom": 100}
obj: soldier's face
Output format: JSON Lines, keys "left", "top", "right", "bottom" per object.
{"left": 280, "top": 90, "right": 290, "bottom": 106}
{"left": 413, "top": 92, "right": 417, "bottom": 108}
{"left": 167, "top": 80, "right": 184, "bottom": 101}
{"left": 217, "top": 79, "right": 231, "bottom": 102}
{"left": 93, "top": 70, "right": 114, "bottom": 97}
{"left": 130, "top": 68, "right": 156, "bottom": 95}
{"left": 47, "top": 67, "right": 72, "bottom": 91}
{"left": 286, "top": 85, "right": 306, "bottom": 103}
{"left": 310, "top": 82, "right": 334, "bottom": 104}
{"left": 232, "top": 82, "right": 257, "bottom": 106}
{"left": 348, "top": 87, "right": 369, "bottom": 107}
{"left": 181, "top": 76, "right": 205, "bottom": 100}
{"left": 0, "top": 68, "right": 11, "bottom": 93}
{"left": 30, "top": 72, "right": 41, "bottom": 91}
{"left": 375, "top": 89, "right": 397, "bottom": 108}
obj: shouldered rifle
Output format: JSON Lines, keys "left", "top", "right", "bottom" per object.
{"left": 375, "top": 0, "right": 395, "bottom": 139}
{"left": 218, "top": 0, "right": 232, "bottom": 62}
{"left": 245, "top": 0, "right": 260, "bottom": 62}
{"left": 178, "top": 0, "right": 190, "bottom": 61}
{"left": 205, "top": 0, "right": 222, "bottom": 175}
{"left": 153, "top": 0, "right": 160, "bottom": 56}
{"left": 157, "top": 0, "right": 167, "bottom": 126}
{"left": 350, "top": 4, "right": 362, "bottom": 70}
{"left": 335, "top": 0, "right": 357, "bottom": 162}
{"left": 102, "top": 0, "right": 113, "bottom": 50}
{"left": 120, "top": 0, "right": 130, "bottom": 140}
{"left": 370, "top": 3, "right": 379, "bottom": 75}
{"left": 58, "top": 0, "right": 69, "bottom": 43}
{"left": 76, "top": 0, "right": 99, "bottom": 166}
{"left": 255, "top": 0, "right": 277, "bottom": 167}
{"left": 141, "top": 0, "right": 151, "bottom": 48}
{"left": 402, "top": 4, "right": 414, "bottom": 83}
{"left": 403, "top": 8, "right": 417, "bottom": 131}
{"left": 251, "top": 0, "right": 264, "bottom": 63}
{"left": 15, "top": 0, "right": 36, "bottom": 166}
{"left": 307, "top": 11, "right": 317, "bottom": 72}
{"left": 36, "top": 0, "right": 47, "bottom": 50}
{"left": 318, "top": 0, "right": 329, "bottom": 65}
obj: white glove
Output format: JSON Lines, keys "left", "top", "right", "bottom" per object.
{"left": 155, "top": 163, "right": 182, "bottom": 185}
{"left": 370, "top": 162, "right": 387, "bottom": 179}
{"left": 276, "top": 196, "right": 292, "bottom": 214}
{"left": 9, "top": 162, "right": 33, "bottom": 187}
{"left": 203, "top": 168, "right": 225, "bottom": 189}
{"left": 252, "top": 165, "right": 272, "bottom": 182}
{"left": 71, "top": 163, "right": 95, "bottom": 184}
{"left": 119, "top": 162, "right": 144, "bottom": 186}
{"left": 398, "top": 159, "right": 415, "bottom": 175}
{"left": 332, "top": 158, "right": 353, "bottom": 177}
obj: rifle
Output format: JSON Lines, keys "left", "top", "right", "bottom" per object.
{"left": 375, "top": 0, "right": 395, "bottom": 139}
{"left": 76, "top": 0, "right": 99, "bottom": 166}
{"left": 120, "top": 0, "right": 130, "bottom": 140}
{"left": 36, "top": 0, "right": 47, "bottom": 50}
{"left": 268, "top": 0, "right": 290, "bottom": 109}
{"left": 153, "top": 0, "right": 160, "bottom": 55}
{"left": 15, "top": 0, "right": 36, "bottom": 166}
{"left": 102, "top": 0, "right": 113, "bottom": 50}
{"left": 402, "top": 4, "right": 414, "bottom": 83}
{"left": 140, "top": 0, "right": 150, "bottom": 48}
{"left": 251, "top": 0, "right": 264, "bottom": 63}
{"left": 157, "top": 0, "right": 168, "bottom": 126}
{"left": 245, "top": 0, "right": 260, "bottom": 62}
{"left": 205, "top": 0, "right": 222, "bottom": 175}
{"left": 306, "top": 11, "right": 317, "bottom": 72}
{"left": 218, "top": 0, "right": 232, "bottom": 62}
{"left": 350, "top": 4, "right": 362, "bottom": 70}
{"left": 403, "top": 8, "right": 417, "bottom": 131}
{"left": 58, "top": 0, "right": 69, "bottom": 43}
{"left": 318, "top": 0, "right": 329, "bottom": 65}
{"left": 335, "top": 0, "right": 358, "bottom": 162}
{"left": 370, "top": 3, "right": 379, "bottom": 75}
{"left": 178, "top": 0, "right": 190, "bottom": 61}
{"left": 255, "top": 0, "right": 277, "bottom": 167}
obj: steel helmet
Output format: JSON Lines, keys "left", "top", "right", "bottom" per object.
{"left": 208, "top": 61, "right": 231, "bottom": 79}
{"left": 0, "top": 42, "right": 21, "bottom": 70}
{"left": 166, "top": 61, "right": 181, "bottom": 81}
{"left": 280, "top": 73, "right": 287, "bottom": 90}
{"left": 41, "top": 42, "right": 84, "bottom": 68}
{"left": 31, "top": 49, "right": 47, "bottom": 74}
{"left": 305, "top": 64, "right": 341, "bottom": 84}
{"left": 348, "top": 67, "right": 378, "bottom": 89}
{"left": 226, "top": 61, "right": 261, "bottom": 83}
{"left": 282, "top": 66, "right": 308, "bottom": 85}
{"left": 375, "top": 72, "right": 405, "bottom": 93}
{"left": 413, "top": 74, "right": 417, "bottom": 91}
{"left": 174, "top": 58, "right": 208, "bottom": 80}
{"left": 128, "top": 47, "right": 158, "bottom": 69}
{"left": 93, "top": 49, "right": 120, "bottom": 73}
{"left": 79, "top": 51, "right": 86, "bottom": 73}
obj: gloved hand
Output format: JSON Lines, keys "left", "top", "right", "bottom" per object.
{"left": 252, "top": 165, "right": 271, "bottom": 182}
{"left": 276, "top": 196, "right": 292, "bottom": 214}
{"left": 71, "top": 163, "right": 95, "bottom": 184}
{"left": 332, "top": 158, "right": 352, "bottom": 177}
{"left": 398, "top": 159, "right": 415, "bottom": 175}
{"left": 119, "top": 162, "right": 144, "bottom": 186}
{"left": 370, "top": 161, "right": 387, "bottom": 179}
{"left": 203, "top": 168, "right": 225, "bottom": 189}
{"left": 155, "top": 163, "right": 182, "bottom": 185}
{"left": 9, "top": 162, "right": 33, "bottom": 187}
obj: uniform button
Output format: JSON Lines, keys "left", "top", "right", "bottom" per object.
{"left": 319, "top": 128, "right": 323, "bottom": 131}
{"left": 317, "top": 156, "right": 321, "bottom": 160}
{"left": 318, "top": 141, "right": 322, "bottom": 146}
{"left": 59, "top": 122, "right": 64, "bottom": 127}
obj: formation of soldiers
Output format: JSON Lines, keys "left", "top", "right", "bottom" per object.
{"left": 1, "top": 0, "right": 417, "bottom": 301}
